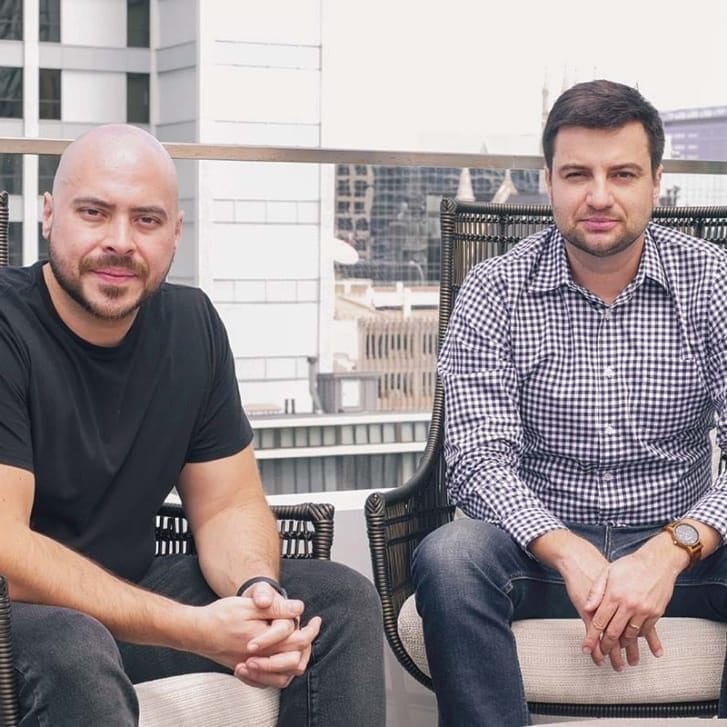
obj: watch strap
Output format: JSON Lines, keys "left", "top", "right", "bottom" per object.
{"left": 236, "top": 576, "right": 288, "bottom": 598}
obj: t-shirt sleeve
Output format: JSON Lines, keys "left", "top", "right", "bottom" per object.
{"left": 185, "top": 298, "right": 254, "bottom": 463}
{"left": 0, "top": 319, "right": 34, "bottom": 473}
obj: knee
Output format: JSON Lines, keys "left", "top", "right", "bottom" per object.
{"left": 29, "top": 607, "right": 125, "bottom": 687}
{"left": 412, "top": 518, "right": 515, "bottom": 589}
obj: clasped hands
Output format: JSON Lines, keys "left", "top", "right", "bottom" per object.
{"left": 564, "top": 538, "right": 679, "bottom": 672}
{"left": 197, "top": 582, "right": 321, "bottom": 689}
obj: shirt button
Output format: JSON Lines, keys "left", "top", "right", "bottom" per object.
{"left": 604, "top": 424, "right": 615, "bottom": 435}
{"left": 602, "top": 471, "right": 614, "bottom": 482}
{"left": 604, "top": 309, "right": 613, "bottom": 320}
{"left": 604, "top": 365, "right": 615, "bottom": 378}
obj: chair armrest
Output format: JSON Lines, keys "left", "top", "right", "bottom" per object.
{"left": 365, "top": 387, "right": 452, "bottom": 689}
{"left": 155, "top": 502, "right": 335, "bottom": 561}
{"left": 0, "top": 575, "right": 19, "bottom": 727}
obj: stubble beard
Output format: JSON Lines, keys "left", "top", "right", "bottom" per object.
{"left": 562, "top": 226, "right": 643, "bottom": 259}
{"left": 48, "top": 247, "right": 171, "bottom": 322}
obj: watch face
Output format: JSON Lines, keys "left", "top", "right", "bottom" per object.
{"left": 674, "top": 523, "right": 699, "bottom": 546}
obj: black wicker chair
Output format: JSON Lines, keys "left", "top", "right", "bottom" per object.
{"left": 365, "top": 197, "right": 727, "bottom": 720}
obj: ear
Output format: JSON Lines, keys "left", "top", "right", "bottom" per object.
{"left": 544, "top": 166, "right": 553, "bottom": 204}
{"left": 652, "top": 164, "right": 663, "bottom": 205}
{"left": 41, "top": 192, "right": 53, "bottom": 240}
{"left": 173, "top": 209, "right": 184, "bottom": 252}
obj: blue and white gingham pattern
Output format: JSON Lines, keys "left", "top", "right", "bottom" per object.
{"left": 439, "top": 223, "right": 727, "bottom": 550}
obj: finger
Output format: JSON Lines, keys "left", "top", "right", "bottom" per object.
{"left": 583, "top": 567, "right": 608, "bottom": 613}
{"left": 582, "top": 604, "right": 616, "bottom": 656}
{"left": 599, "top": 608, "right": 633, "bottom": 656}
{"left": 623, "top": 637, "right": 640, "bottom": 667}
{"left": 608, "top": 645, "right": 625, "bottom": 672}
{"left": 235, "top": 663, "right": 294, "bottom": 689}
{"left": 251, "top": 617, "right": 321, "bottom": 655}
{"left": 642, "top": 620, "right": 663, "bottom": 658}
{"left": 245, "top": 650, "right": 304, "bottom": 675}
{"left": 246, "top": 583, "right": 277, "bottom": 608}
{"left": 247, "top": 618, "right": 297, "bottom": 652}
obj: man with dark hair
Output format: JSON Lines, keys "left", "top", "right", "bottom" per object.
{"left": 0, "top": 124, "right": 385, "bottom": 726}
{"left": 413, "top": 79, "right": 727, "bottom": 725}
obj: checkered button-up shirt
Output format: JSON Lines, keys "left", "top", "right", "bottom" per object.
{"left": 439, "top": 223, "right": 727, "bottom": 550}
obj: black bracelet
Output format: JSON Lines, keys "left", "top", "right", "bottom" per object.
{"left": 236, "top": 576, "right": 288, "bottom": 599}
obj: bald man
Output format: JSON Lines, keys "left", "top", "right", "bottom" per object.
{"left": 0, "top": 125, "right": 384, "bottom": 726}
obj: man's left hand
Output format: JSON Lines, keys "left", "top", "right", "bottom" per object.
{"left": 581, "top": 532, "right": 688, "bottom": 669}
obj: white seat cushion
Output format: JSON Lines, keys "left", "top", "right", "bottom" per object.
{"left": 398, "top": 594, "right": 726, "bottom": 704}
{"left": 136, "top": 672, "right": 279, "bottom": 727}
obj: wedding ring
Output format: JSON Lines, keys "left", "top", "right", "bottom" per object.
{"left": 627, "top": 622, "right": 640, "bottom": 630}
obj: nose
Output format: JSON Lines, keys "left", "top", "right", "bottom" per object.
{"left": 585, "top": 177, "right": 613, "bottom": 209}
{"left": 104, "top": 217, "right": 136, "bottom": 255}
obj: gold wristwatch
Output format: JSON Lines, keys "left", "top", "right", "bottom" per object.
{"left": 663, "top": 520, "right": 703, "bottom": 569}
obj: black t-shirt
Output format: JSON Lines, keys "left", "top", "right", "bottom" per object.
{"left": 0, "top": 262, "right": 253, "bottom": 581}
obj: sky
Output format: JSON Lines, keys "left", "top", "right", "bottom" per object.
{"left": 321, "top": 0, "right": 727, "bottom": 153}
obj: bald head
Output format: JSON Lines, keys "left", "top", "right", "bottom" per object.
{"left": 53, "top": 124, "right": 178, "bottom": 203}
{"left": 41, "top": 123, "right": 184, "bottom": 343}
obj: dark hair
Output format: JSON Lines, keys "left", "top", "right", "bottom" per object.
{"left": 542, "top": 80, "right": 665, "bottom": 173}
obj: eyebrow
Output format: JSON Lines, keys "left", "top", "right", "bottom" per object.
{"left": 557, "top": 162, "right": 645, "bottom": 174}
{"left": 71, "top": 196, "right": 169, "bottom": 221}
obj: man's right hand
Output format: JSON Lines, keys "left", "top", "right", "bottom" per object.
{"left": 529, "top": 528, "right": 637, "bottom": 671}
{"left": 187, "top": 594, "right": 306, "bottom": 672}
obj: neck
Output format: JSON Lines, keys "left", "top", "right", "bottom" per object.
{"left": 565, "top": 238, "right": 644, "bottom": 305}
{"left": 42, "top": 264, "right": 137, "bottom": 347}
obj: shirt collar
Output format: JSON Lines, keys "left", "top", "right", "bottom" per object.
{"left": 528, "top": 224, "right": 670, "bottom": 294}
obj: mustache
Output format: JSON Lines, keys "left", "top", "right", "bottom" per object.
{"left": 79, "top": 254, "right": 147, "bottom": 276}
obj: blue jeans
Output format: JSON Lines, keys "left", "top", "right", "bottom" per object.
{"left": 412, "top": 519, "right": 727, "bottom": 727}
{"left": 11, "top": 557, "right": 385, "bottom": 726}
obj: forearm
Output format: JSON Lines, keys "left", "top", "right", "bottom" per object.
{"left": 194, "top": 499, "right": 281, "bottom": 598}
{"left": 4, "top": 521, "right": 196, "bottom": 649}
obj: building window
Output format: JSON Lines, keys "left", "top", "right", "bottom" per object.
{"left": 0, "top": 67, "right": 22, "bottom": 118}
{"left": 127, "top": 73, "right": 149, "bottom": 124}
{"left": 38, "top": 154, "right": 60, "bottom": 194}
{"left": 8, "top": 221, "right": 22, "bottom": 266}
{"left": 127, "top": 0, "right": 150, "bottom": 48}
{"left": 39, "top": 69, "right": 61, "bottom": 120}
{"left": 0, "top": 0, "right": 22, "bottom": 40}
{"left": 0, "top": 154, "right": 22, "bottom": 195}
{"left": 39, "top": 0, "right": 61, "bottom": 42}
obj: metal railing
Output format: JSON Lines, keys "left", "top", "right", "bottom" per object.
{"left": 1, "top": 137, "right": 727, "bottom": 174}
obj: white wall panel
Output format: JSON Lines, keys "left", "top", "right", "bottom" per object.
{"left": 212, "top": 223, "right": 319, "bottom": 280}
{"left": 158, "top": 68, "right": 198, "bottom": 124}
{"left": 157, "top": 0, "right": 198, "bottom": 47}
{"left": 62, "top": 71, "right": 125, "bottom": 123}
{"left": 219, "top": 302, "right": 318, "bottom": 358}
{"left": 207, "top": 120, "right": 319, "bottom": 147}
{"left": 210, "top": 163, "right": 319, "bottom": 201}
{"left": 61, "top": 0, "right": 126, "bottom": 47}
{"left": 206, "top": 0, "right": 320, "bottom": 45}
{"left": 207, "top": 67, "right": 319, "bottom": 125}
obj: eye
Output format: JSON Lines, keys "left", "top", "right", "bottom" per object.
{"left": 614, "top": 170, "right": 636, "bottom": 179}
{"left": 138, "top": 215, "right": 162, "bottom": 228}
{"left": 78, "top": 207, "right": 103, "bottom": 220}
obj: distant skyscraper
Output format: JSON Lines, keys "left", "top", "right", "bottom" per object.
{"left": 662, "top": 107, "right": 727, "bottom": 161}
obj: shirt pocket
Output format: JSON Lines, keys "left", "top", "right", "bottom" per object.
{"left": 629, "top": 355, "right": 708, "bottom": 441}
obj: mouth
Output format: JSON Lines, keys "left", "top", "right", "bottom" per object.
{"left": 580, "top": 217, "right": 619, "bottom": 233}
{"left": 92, "top": 268, "right": 137, "bottom": 284}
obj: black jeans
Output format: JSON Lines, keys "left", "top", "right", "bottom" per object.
{"left": 12, "top": 557, "right": 385, "bottom": 726}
